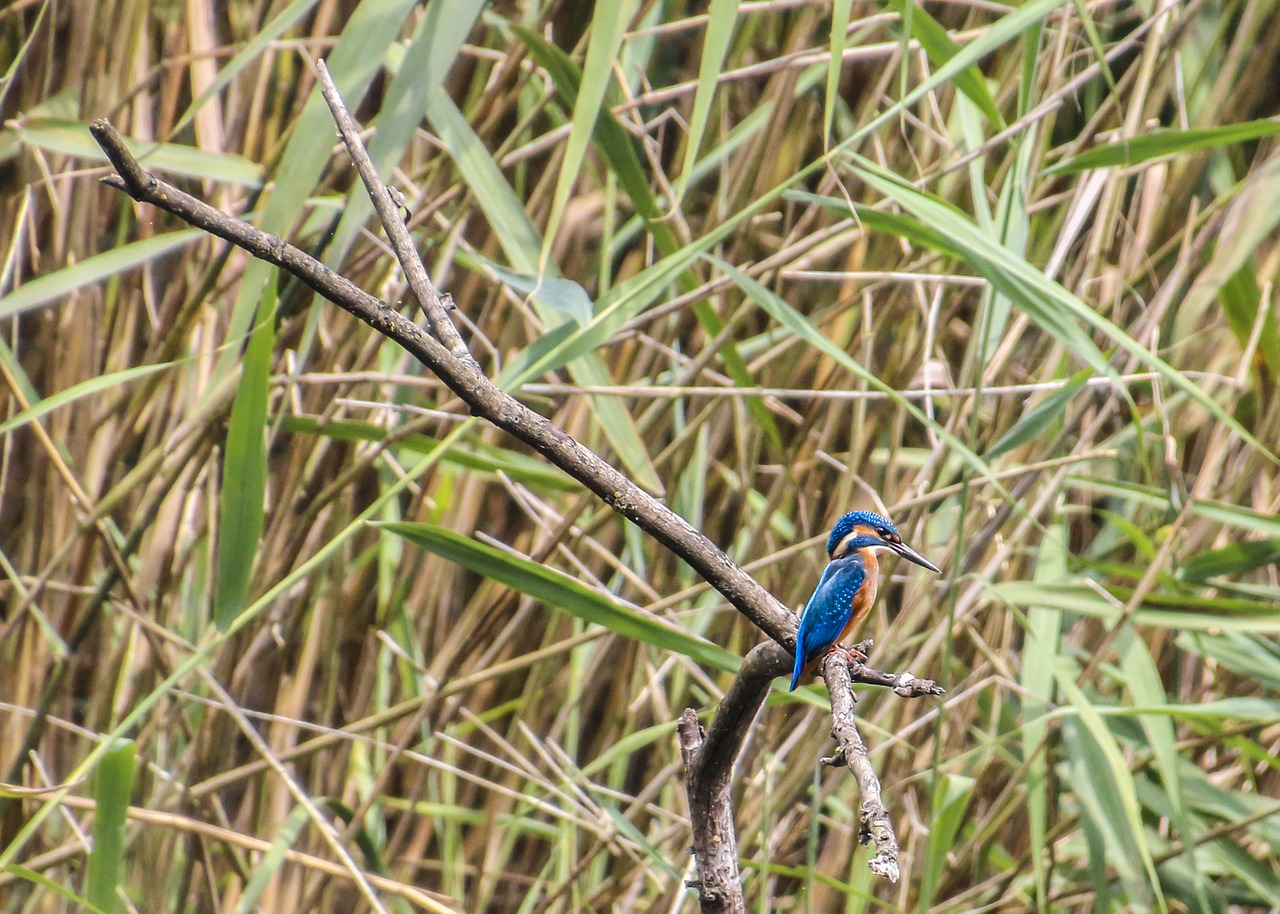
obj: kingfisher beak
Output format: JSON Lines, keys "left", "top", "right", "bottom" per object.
{"left": 890, "top": 540, "right": 941, "bottom": 573}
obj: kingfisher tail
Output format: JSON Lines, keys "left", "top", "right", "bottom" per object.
{"left": 789, "top": 644, "right": 806, "bottom": 691}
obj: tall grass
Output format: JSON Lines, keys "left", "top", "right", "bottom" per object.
{"left": 2, "top": 1, "right": 1279, "bottom": 912}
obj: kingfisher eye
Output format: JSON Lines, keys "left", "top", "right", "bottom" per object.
{"left": 881, "top": 528, "right": 900, "bottom": 543}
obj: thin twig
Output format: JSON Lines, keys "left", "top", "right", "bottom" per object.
{"left": 315, "top": 63, "right": 470, "bottom": 363}
{"left": 821, "top": 648, "right": 944, "bottom": 882}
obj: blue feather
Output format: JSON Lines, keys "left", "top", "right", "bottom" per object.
{"left": 789, "top": 557, "right": 867, "bottom": 690}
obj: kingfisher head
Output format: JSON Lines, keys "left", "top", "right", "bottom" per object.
{"left": 826, "top": 510, "right": 941, "bottom": 573}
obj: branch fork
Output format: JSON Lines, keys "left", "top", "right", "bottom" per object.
{"left": 89, "top": 60, "right": 945, "bottom": 911}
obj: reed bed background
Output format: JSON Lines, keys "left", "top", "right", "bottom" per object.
{"left": 2, "top": 0, "right": 1279, "bottom": 911}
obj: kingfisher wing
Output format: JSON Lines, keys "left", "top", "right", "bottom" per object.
{"left": 789, "top": 559, "right": 867, "bottom": 690}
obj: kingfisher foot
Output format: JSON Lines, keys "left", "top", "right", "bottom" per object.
{"left": 833, "top": 643, "right": 870, "bottom": 665}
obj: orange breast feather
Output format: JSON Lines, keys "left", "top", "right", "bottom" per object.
{"left": 836, "top": 548, "right": 879, "bottom": 645}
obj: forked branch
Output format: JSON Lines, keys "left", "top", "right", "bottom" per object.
{"left": 89, "top": 60, "right": 942, "bottom": 911}
{"left": 88, "top": 108, "right": 795, "bottom": 648}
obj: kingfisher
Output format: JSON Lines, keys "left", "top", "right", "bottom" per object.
{"left": 789, "top": 511, "right": 940, "bottom": 691}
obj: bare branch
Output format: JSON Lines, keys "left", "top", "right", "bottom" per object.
{"left": 820, "top": 650, "right": 932, "bottom": 882}
{"left": 678, "top": 643, "right": 791, "bottom": 912}
{"left": 315, "top": 62, "right": 470, "bottom": 363}
{"left": 679, "top": 710, "right": 741, "bottom": 914}
{"left": 87, "top": 116, "right": 795, "bottom": 647}
{"left": 90, "top": 76, "right": 946, "bottom": 908}
{"left": 839, "top": 640, "right": 946, "bottom": 699}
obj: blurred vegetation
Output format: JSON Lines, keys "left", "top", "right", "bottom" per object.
{"left": 2, "top": 0, "right": 1279, "bottom": 912}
